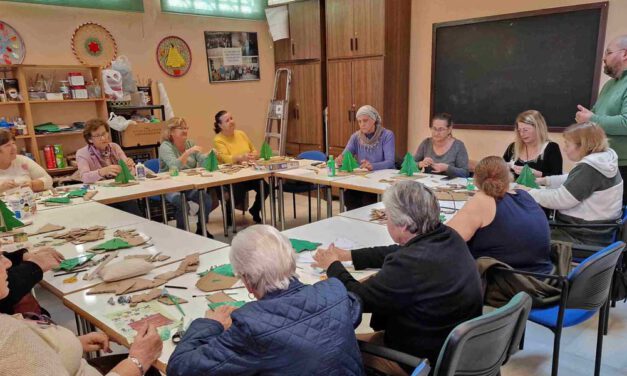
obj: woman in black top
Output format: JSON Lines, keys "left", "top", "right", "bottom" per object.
{"left": 503, "top": 110, "right": 563, "bottom": 178}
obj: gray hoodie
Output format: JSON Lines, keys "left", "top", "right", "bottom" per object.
{"left": 529, "top": 149, "right": 623, "bottom": 221}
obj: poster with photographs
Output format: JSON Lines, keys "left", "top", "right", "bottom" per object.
{"left": 205, "top": 31, "right": 260, "bottom": 83}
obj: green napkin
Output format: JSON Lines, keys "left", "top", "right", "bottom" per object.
{"left": 399, "top": 152, "right": 420, "bottom": 176}
{"left": 92, "top": 238, "right": 132, "bottom": 251}
{"left": 260, "top": 142, "right": 273, "bottom": 161}
{"left": 203, "top": 150, "right": 220, "bottom": 172}
{"left": 45, "top": 197, "right": 71, "bottom": 204}
{"left": 55, "top": 254, "right": 95, "bottom": 271}
{"left": 515, "top": 164, "right": 539, "bottom": 189}
{"left": 340, "top": 152, "right": 359, "bottom": 172}
{"left": 66, "top": 189, "right": 87, "bottom": 198}
{"left": 0, "top": 199, "right": 24, "bottom": 232}
{"left": 290, "top": 238, "right": 322, "bottom": 253}
{"left": 208, "top": 301, "right": 246, "bottom": 310}
{"left": 35, "top": 122, "right": 61, "bottom": 133}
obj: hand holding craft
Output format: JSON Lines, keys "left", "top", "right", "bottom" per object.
{"left": 79, "top": 332, "right": 112, "bottom": 353}
{"left": 128, "top": 323, "right": 163, "bottom": 370}
{"left": 205, "top": 305, "right": 237, "bottom": 330}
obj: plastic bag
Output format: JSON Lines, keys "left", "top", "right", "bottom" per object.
{"left": 102, "top": 69, "right": 124, "bottom": 100}
{"left": 111, "top": 55, "right": 137, "bottom": 94}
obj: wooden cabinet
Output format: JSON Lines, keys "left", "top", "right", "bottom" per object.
{"left": 273, "top": 0, "right": 322, "bottom": 63}
{"left": 326, "top": 0, "right": 385, "bottom": 59}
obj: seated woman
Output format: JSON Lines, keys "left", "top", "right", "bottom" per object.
{"left": 530, "top": 122, "right": 623, "bottom": 246}
{"left": 159, "top": 117, "right": 214, "bottom": 237}
{"left": 167, "top": 225, "right": 364, "bottom": 375}
{"left": 76, "top": 119, "right": 142, "bottom": 216}
{"left": 0, "top": 129, "right": 52, "bottom": 193}
{"left": 0, "top": 254, "right": 163, "bottom": 375}
{"left": 503, "top": 110, "right": 562, "bottom": 178}
{"left": 213, "top": 111, "right": 268, "bottom": 223}
{"left": 314, "top": 181, "right": 482, "bottom": 373}
{"left": 414, "top": 113, "right": 469, "bottom": 177}
{"left": 447, "top": 156, "right": 553, "bottom": 274}
{"left": 338, "top": 105, "right": 395, "bottom": 210}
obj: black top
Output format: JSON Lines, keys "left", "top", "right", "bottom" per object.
{"left": 503, "top": 141, "right": 563, "bottom": 178}
{"left": 327, "top": 224, "right": 483, "bottom": 363}
{"left": 0, "top": 249, "right": 43, "bottom": 314}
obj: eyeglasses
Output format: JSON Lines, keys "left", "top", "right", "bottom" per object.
{"left": 174, "top": 126, "right": 189, "bottom": 131}
{"left": 431, "top": 127, "right": 449, "bottom": 133}
{"left": 605, "top": 48, "right": 625, "bottom": 56}
{"left": 90, "top": 132, "right": 108, "bottom": 139}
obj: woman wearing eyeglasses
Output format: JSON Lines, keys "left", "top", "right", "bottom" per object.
{"left": 503, "top": 110, "right": 562, "bottom": 179}
{"left": 414, "top": 113, "right": 469, "bottom": 177}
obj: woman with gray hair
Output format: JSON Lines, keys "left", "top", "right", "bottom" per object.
{"left": 167, "top": 225, "right": 365, "bottom": 376}
{"left": 314, "top": 181, "right": 482, "bottom": 374}
{"left": 338, "top": 105, "right": 395, "bottom": 209}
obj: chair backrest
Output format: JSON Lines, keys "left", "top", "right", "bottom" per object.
{"left": 433, "top": 292, "right": 532, "bottom": 376}
{"left": 298, "top": 150, "right": 326, "bottom": 161}
{"left": 614, "top": 205, "right": 627, "bottom": 242}
{"left": 566, "top": 241, "right": 625, "bottom": 310}
{"left": 144, "top": 158, "right": 160, "bottom": 173}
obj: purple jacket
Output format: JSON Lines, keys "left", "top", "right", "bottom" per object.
{"left": 76, "top": 143, "right": 129, "bottom": 183}
{"left": 343, "top": 128, "right": 395, "bottom": 170}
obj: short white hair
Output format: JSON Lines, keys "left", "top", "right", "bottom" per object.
{"left": 383, "top": 181, "right": 440, "bottom": 234}
{"left": 230, "top": 225, "right": 297, "bottom": 298}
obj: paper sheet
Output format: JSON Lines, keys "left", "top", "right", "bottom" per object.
{"left": 265, "top": 5, "right": 289, "bottom": 41}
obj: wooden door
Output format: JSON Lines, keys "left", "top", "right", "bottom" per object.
{"left": 326, "top": 0, "right": 354, "bottom": 59}
{"left": 289, "top": 0, "right": 321, "bottom": 60}
{"left": 276, "top": 64, "right": 300, "bottom": 144}
{"left": 352, "top": 58, "right": 384, "bottom": 133}
{"left": 327, "top": 60, "right": 353, "bottom": 149}
{"left": 353, "top": 0, "right": 385, "bottom": 57}
{"left": 274, "top": 38, "right": 292, "bottom": 63}
{"left": 293, "top": 62, "right": 323, "bottom": 146}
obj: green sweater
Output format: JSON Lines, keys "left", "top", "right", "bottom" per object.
{"left": 158, "top": 140, "right": 206, "bottom": 172}
{"left": 591, "top": 70, "right": 627, "bottom": 165}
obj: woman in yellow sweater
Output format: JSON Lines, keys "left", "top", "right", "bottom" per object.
{"left": 214, "top": 110, "right": 269, "bottom": 223}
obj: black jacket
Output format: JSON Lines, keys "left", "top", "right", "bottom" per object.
{"left": 327, "top": 224, "right": 483, "bottom": 363}
{"left": 0, "top": 249, "right": 43, "bottom": 314}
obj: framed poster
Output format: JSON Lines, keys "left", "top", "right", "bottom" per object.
{"left": 204, "top": 31, "right": 260, "bottom": 83}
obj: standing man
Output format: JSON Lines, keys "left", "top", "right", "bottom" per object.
{"left": 576, "top": 35, "right": 627, "bottom": 203}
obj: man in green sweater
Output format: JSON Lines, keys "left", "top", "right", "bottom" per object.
{"left": 576, "top": 35, "right": 627, "bottom": 203}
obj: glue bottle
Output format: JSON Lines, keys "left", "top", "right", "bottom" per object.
{"left": 136, "top": 161, "right": 146, "bottom": 181}
{"left": 327, "top": 155, "right": 336, "bottom": 177}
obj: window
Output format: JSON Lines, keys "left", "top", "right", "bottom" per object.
{"left": 3, "top": 0, "right": 143, "bottom": 12}
{"left": 161, "top": 0, "right": 267, "bottom": 20}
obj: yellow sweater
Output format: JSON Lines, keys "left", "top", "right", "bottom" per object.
{"left": 214, "top": 130, "right": 256, "bottom": 164}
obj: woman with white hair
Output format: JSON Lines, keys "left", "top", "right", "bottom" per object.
{"left": 314, "top": 181, "right": 482, "bottom": 374}
{"left": 338, "top": 105, "right": 395, "bottom": 210}
{"left": 167, "top": 225, "right": 365, "bottom": 376}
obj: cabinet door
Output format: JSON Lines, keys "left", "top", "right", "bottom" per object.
{"left": 352, "top": 58, "right": 384, "bottom": 133}
{"left": 276, "top": 64, "right": 300, "bottom": 144}
{"left": 327, "top": 60, "right": 354, "bottom": 149}
{"left": 353, "top": 0, "right": 385, "bottom": 57}
{"left": 293, "top": 63, "right": 323, "bottom": 145}
{"left": 326, "top": 0, "right": 354, "bottom": 59}
{"left": 289, "top": 0, "right": 321, "bottom": 60}
{"left": 274, "top": 38, "right": 292, "bottom": 63}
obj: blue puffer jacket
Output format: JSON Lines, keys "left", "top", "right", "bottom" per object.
{"left": 167, "top": 278, "right": 365, "bottom": 376}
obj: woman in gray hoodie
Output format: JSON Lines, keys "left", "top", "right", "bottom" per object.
{"left": 530, "top": 122, "right": 623, "bottom": 245}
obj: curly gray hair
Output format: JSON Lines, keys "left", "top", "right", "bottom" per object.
{"left": 383, "top": 181, "right": 440, "bottom": 234}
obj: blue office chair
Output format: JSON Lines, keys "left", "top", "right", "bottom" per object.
{"left": 282, "top": 150, "right": 327, "bottom": 223}
{"left": 143, "top": 158, "right": 175, "bottom": 223}
{"left": 496, "top": 241, "right": 625, "bottom": 376}
{"left": 359, "top": 292, "right": 532, "bottom": 376}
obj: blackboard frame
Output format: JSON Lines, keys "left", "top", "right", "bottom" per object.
{"left": 430, "top": 2, "right": 609, "bottom": 131}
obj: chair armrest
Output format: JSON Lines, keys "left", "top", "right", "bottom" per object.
{"left": 358, "top": 340, "right": 428, "bottom": 372}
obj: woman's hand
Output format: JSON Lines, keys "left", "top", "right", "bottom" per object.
{"left": 511, "top": 165, "right": 523, "bottom": 175}
{"left": 128, "top": 324, "right": 163, "bottom": 368}
{"left": 0, "top": 179, "right": 17, "bottom": 193}
{"left": 312, "top": 248, "right": 341, "bottom": 270}
{"left": 99, "top": 165, "right": 122, "bottom": 178}
{"left": 186, "top": 146, "right": 203, "bottom": 156}
{"left": 535, "top": 177, "right": 548, "bottom": 186}
{"left": 336, "top": 153, "right": 344, "bottom": 166}
{"left": 205, "top": 305, "right": 237, "bottom": 330}
{"left": 360, "top": 160, "right": 373, "bottom": 171}
{"left": 431, "top": 163, "right": 449, "bottom": 173}
{"left": 418, "top": 157, "right": 433, "bottom": 169}
{"left": 79, "top": 332, "right": 112, "bottom": 353}
{"left": 125, "top": 158, "right": 136, "bottom": 170}
{"left": 23, "top": 247, "right": 64, "bottom": 272}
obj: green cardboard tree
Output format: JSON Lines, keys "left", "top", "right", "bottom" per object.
{"left": 92, "top": 238, "right": 132, "bottom": 251}
{"left": 115, "top": 159, "right": 135, "bottom": 184}
{"left": 0, "top": 200, "right": 24, "bottom": 232}
{"left": 515, "top": 164, "right": 539, "bottom": 189}
{"left": 203, "top": 150, "right": 219, "bottom": 172}
{"left": 340, "top": 152, "right": 359, "bottom": 173}
{"left": 399, "top": 152, "right": 420, "bottom": 176}
{"left": 260, "top": 142, "right": 273, "bottom": 161}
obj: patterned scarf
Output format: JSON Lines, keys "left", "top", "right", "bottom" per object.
{"left": 356, "top": 105, "right": 384, "bottom": 151}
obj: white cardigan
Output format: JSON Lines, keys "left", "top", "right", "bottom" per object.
{"left": 0, "top": 155, "right": 53, "bottom": 189}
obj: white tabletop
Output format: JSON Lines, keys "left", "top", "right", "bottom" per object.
{"left": 40, "top": 220, "right": 228, "bottom": 297}
{"left": 328, "top": 169, "right": 469, "bottom": 194}
{"left": 91, "top": 177, "right": 195, "bottom": 205}
{"left": 274, "top": 166, "right": 352, "bottom": 185}
{"left": 172, "top": 167, "right": 270, "bottom": 190}
{"left": 339, "top": 200, "right": 466, "bottom": 225}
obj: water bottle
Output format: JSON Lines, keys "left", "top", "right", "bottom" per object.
{"left": 327, "top": 155, "right": 336, "bottom": 177}
{"left": 136, "top": 161, "right": 146, "bottom": 181}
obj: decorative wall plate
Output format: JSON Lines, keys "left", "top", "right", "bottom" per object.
{"left": 0, "top": 21, "right": 25, "bottom": 65}
{"left": 156, "top": 36, "right": 192, "bottom": 77}
{"left": 72, "top": 22, "right": 117, "bottom": 67}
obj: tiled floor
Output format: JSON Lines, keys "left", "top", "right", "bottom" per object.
{"left": 37, "top": 191, "right": 627, "bottom": 375}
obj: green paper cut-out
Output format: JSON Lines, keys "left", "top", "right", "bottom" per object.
{"left": 260, "top": 142, "right": 273, "bottom": 161}
{"left": 515, "top": 164, "right": 539, "bottom": 189}
{"left": 399, "top": 152, "right": 420, "bottom": 176}
{"left": 45, "top": 197, "right": 71, "bottom": 204}
{"left": 34, "top": 122, "right": 61, "bottom": 133}
{"left": 340, "top": 152, "right": 359, "bottom": 173}
{"left": 92, "top": 238, "right": 132, "bottom": 251}
{"left": 211, "top": 264, "right": 235, "bottom": 277}
{"left": 0, "top": 200, "right": 24, "bottom": 232}
{"left": 290, "top": 238, "right": 322, "bottom": 253}
{"left": 159, "top": 327, "right": 171, "bottom": 341}
{"left": 207, "top": 301, "right": 246, "bottom": 310}
{"left": 55, "top": 254, "right": 95, "bottom": 271}
{"left": 66, "top": 189, "right": 87, "bottom": 198}
{"left": 203, "top": 150, "right": 219, "bottom": 172}
{"left": 115, "top": 159, "right": 135, "bottom": 184}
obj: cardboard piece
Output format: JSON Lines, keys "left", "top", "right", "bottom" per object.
{"left": 115, "top": 159, "right": 135, "bottom": 184}
{"left": 515, "top": 164, "right": 540, "bottom": 189}
{"left": 206, "top": 291, "right": 236, "bottom": 304}
{"left": 130, "top": 288, "right": 163, "bottom": 307}
{"left": 49, "top": 226, "right": 106, "bottom": 244}
{"left": 0, "top": 200, "right": 24, "bottom": 232}
{"left": 128, "top": 313, "right": 173, "bottom": 331}
{"left": 113, "top": 229, "right": 148, "bottom": 247}
{"left": 108, "top": 181, "right": 139, "bottom": 187}
{"left": 84, "top": 251, "right": 119, "bottom": 281}
{"left": 158, "top": 295, "right": 188, "bottom": 306}
{"left": 340, "top": 153, "right": 359, "bottom": 173}
{"left": 125, "top": 254, "right": 171, "bottom": 262}
{"left": 28, "top": 223, "right": 65, "bottom": 236}
{"left": 399, "top": 152, "right": 420, "bottom": 176}
{"left": 260, "top": 142, "right": 273, "bottom": 161}
{"left": 196, "top": 271, "right": 239, "bottom": 292}
{"left": 204, "top": 150, "right": 220, "bottom": 172}
{"left": 370, "top": 208, "right": 387, "bottom": 223}
{"left": 153, "top": 253, "right": 199, "bottom": 281}
{"left": 219, "top": 164, "right": 248, "bottom": 174}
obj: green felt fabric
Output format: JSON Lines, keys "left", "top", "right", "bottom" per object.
{"left": 92, "top": 238, "right": 132, "bottom": 251}
{"left": 290, "top": 238, "right": 322, "bottom": 253}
